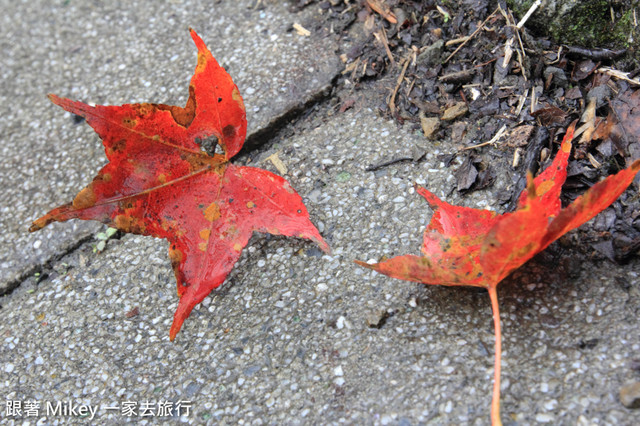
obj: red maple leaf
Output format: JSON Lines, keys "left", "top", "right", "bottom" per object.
{"left": 30, "top": 30, "right": 329, "bottom": 340}
{"left": 357, "top": 123, "right": 640, "bottom": 425}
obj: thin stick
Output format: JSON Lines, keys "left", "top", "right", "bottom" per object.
{"left": 516, "top": 0, "right": 542, "bottom": 29}
{"left": 460, "top": 125, "right": 507, "bottom": 151}
{"left": 445, "top": 36, "right": 470, "bottom": 46}
{"left": 388, "top": 55, "right": 411, "bottom": 115}
{"left": 515, "top": 88, "right": 528, "bottom": 117}
{"left": 444, "top": 7, "right": 499, "bottom": 64}
{"left": 488, "top": 286, "right": 503, "bottom": 426}
{"left": 366, "top": 0, "right": 398, "bottom": 24}
{"left": 374, "top": 29, "right": 395, "bottom": 66}
{"left": 597, "top": 67, "right": 640, "bottom": 86}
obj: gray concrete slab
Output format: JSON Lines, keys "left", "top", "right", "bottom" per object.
{"left": 2, "top": 105, "right": 639, "bottom": 424}
{"left": 0, "top": 0, "right": 340, "bottom": 291}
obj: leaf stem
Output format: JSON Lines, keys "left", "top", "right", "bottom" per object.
{"left": 488, "top": 285, "right": 503, "bottom": 426}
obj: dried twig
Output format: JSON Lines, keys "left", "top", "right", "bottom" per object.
{"left": 388, "top": 54, "right": 411, "bottom": 115}
{"left": 565, "top": 46, "right": 626, "bottom": 61}
{"left": 365, "top": 155, "right": 423, "bottom": 172}
{"left": 500, "top": 5, "right": 532, "bottom": 81}
{"left": 444, "top": 7, "right": 499, "bottom": 64}
{"left": 293, "top": 23, "right": 311, "bottom": 37}
{"left": 530, "top": 87, "right": 537, "bottom": 114}
{"left": 374, "top": 29, "right": 395, "bottom": 66}
{"left": 597, "top": 67, "right": 640, "bottom": 86}
{"left": 445, "top": 36, "right": 470, "bottom": 46}
{"left": 515, "top": 88, "right": 529, "bottom": 117}
{"left": 341, "top": 57, "right": 360, "bottom": 75}
{"left": 460, "top": 125, "right": 507, "bottom": 151}
{"left": 366, "top": 0, "right": 397, "bottom": 24}
{"left": 516, "top": 0, "right": 542, "bottom": 28}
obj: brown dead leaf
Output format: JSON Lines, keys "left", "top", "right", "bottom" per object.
{"left": 531, "top": 106, "right": 567, "bottom": 126}
{"left": 613, "top": 89, "right": 640, "bottom": 145}
{"left": 578, "top": 98, "right": 597, "bottom": 144}
{"left": 455, "top": 156, "right": 478, "bottom": 191}
{"left": 339, "top": 99, "right": 356, "bottom": 113}
{"left": 572, "top": 59, "right": 599, "bottom": 82}
{"left": 592, "top": 112, "right": 616, "bottom": 141}
{"left": 508, "top": 125, "right": 535, "bottom": 147}
{"left": 265, "top": 152, "right": 288, "bottom": 176}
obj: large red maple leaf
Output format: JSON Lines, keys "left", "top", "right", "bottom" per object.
{"left": 30, "top": 30, "right": 329, "bottom": 340}
{"left": 357, "top": 123, "right": 640, "bottom": 425}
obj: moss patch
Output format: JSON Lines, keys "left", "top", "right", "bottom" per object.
{"left": 508, "top": 0, "right": 638, "bottom": 50}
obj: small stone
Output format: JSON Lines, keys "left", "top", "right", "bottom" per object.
{"left": 366, "top": 309, "right": 389, "bottom": 328}
{"left": 420, "top": 114, "right": 440, "bottom": 139}
{"left": 417, "top": 40, "right": 444, "bottom": 67}
{"left": 333, "top": 366, "right": 343, "bottom": 376}
{"left": 265, "top": 396, "right": 275, "bottom": 407}
{"left": 441, "top": 102, "right": 468, "bottom": 121}
{"left": 450, "top": 121, "right": 466, "bottom": 141}
{"left": 543, "top": 66, "right": 568, "bottom": 88}
{"left": 586, "top": 84, "right": 612, "bottom": 108}
{"left": 620, "top": 382, "right": 640, "bottom": 409}
{"left": 535, "top": 413, "right": 554, "bottom": 423}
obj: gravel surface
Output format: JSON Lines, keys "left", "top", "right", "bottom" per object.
{"left": 2, "top": 1, "right": 640, "bottom": 425}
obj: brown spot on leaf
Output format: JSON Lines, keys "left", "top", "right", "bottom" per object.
{"left": 204, "top": 202, "right": 220, "bottom": 222}
{"left": 72, "top": 186, "right": 96, "bottom": 209}
{"left": 222, "top": 125, "right": 236, "bottom": 140}
{"left": 110, "top": 139, "right": 127, "bottom": 154}
{"left": 231, "top": 87, "right": 244, "bottom": 109}
{"left": 536, "top": 180, "right": 555, "bottom": 197}
{"left": 168, "top": 246, "right": 183, "bottom": 265}
{"left": 114, "top": 214, "right": 146, "bottom": 234}
{"left": 246, "top": 201, "right": 255, "bottom": 208}
{"left": 196, "top": 53, "right": 207, "bottom": 72}
{"left": 122, "top": 117, "right": 137, "bottom": 128}
{"left": 185, "top": 152, "right": 224, "bottom": 173}
{"left": 133, "top": 103, "right": 154, "bottom": 117}
{"left": 199, "top": 228, "right": 211, "bottom": 241}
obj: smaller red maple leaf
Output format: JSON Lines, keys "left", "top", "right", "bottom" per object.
{"left": 357, "top": 123, "right": 640, "bottom": 425}
{"left": 30, "top": 30, "right": 329, "bottom": 340}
